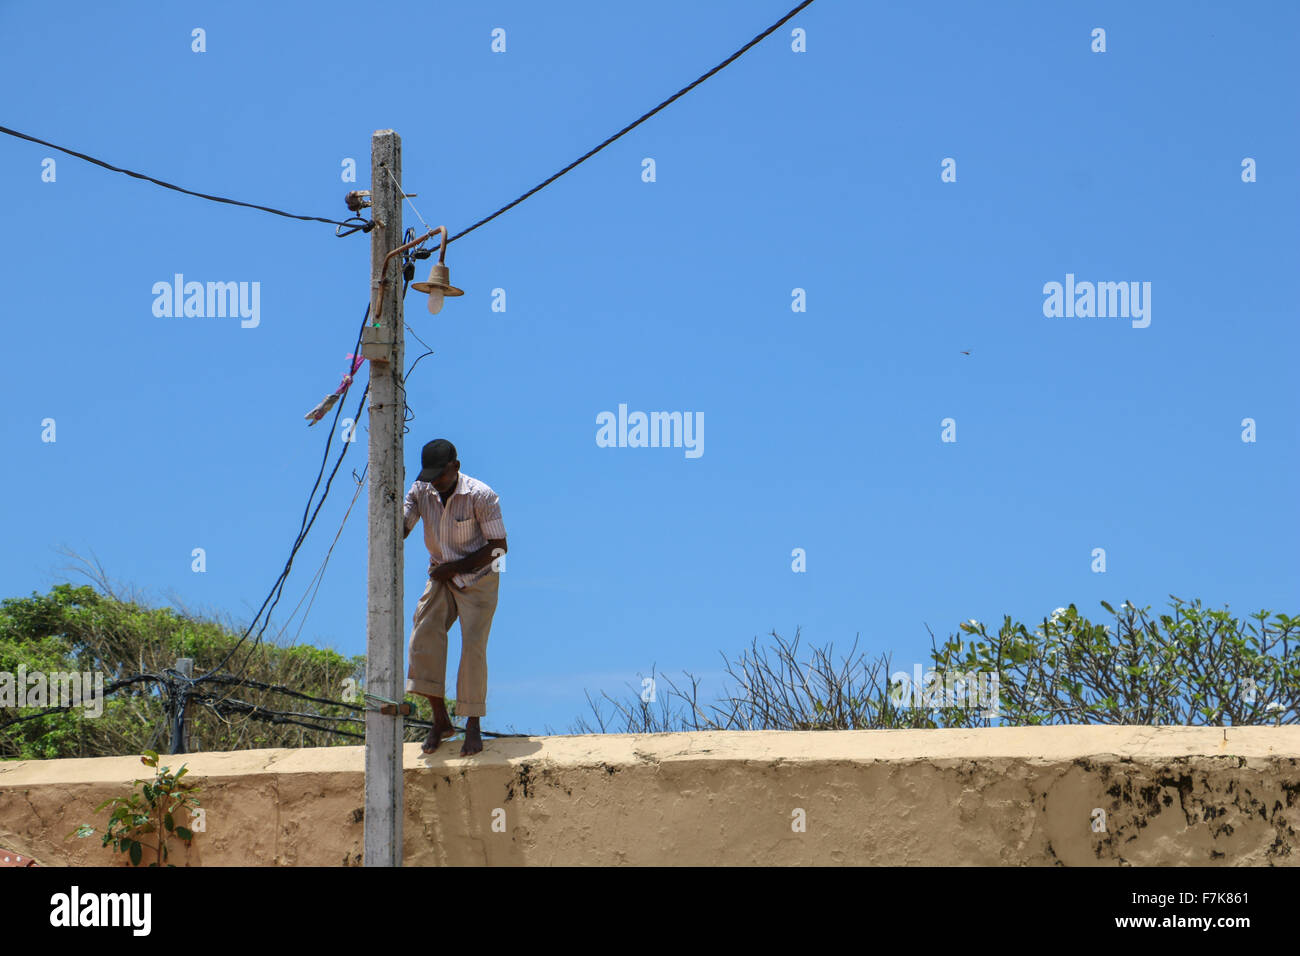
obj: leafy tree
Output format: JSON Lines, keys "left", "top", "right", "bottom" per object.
{"left": 0, "top": 581, "right": 451, "bottom": 758}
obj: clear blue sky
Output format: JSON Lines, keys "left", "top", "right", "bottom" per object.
{"left": 2, "top": 1, "right": 1296, "bottom": 735}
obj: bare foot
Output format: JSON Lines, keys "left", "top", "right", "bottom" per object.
{"left": 421, "top": 718, "right": 457, "bottom": 754}
{"left": 460, "top": 718, "right": 483, "bottom": 757}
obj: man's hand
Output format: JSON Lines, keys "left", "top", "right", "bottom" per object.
{"left": 428, "top": 538, "right": 506, "bottom": 585}
{"left": 430, "top": 561, "right": 462, "bottom": 583}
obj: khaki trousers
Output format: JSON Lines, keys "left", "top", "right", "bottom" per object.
{"left": 405, "top": 570, "right": 499, "bottom": 717}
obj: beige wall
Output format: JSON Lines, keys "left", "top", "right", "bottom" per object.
{"left": 1, "top": 727, "right": 1296, "bottom": 866}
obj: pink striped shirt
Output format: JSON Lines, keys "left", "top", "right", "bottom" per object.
{"left": 403, "top": 472, "right": 507, "bottom": 588}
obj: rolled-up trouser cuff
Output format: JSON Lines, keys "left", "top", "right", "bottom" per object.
{"left": 454, "top": 699, "right": 486, "bottom": 718}
{"left": 406, "top": 678, "right": 445, "bottom": 697}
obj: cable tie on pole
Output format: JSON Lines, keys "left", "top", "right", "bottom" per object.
{"left": 365, "top": 692, "right": 414, "bottom": 716}
{"left": 336, "top": 217, "right": 374, "bottom": 238}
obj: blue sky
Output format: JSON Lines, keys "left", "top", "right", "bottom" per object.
{"left": 1, "top": 1, "right": 1296, "bottom": 735}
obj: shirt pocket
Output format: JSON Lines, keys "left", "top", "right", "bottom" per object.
{"left": 453, "top": 516, "right": 476, "bottom": 544}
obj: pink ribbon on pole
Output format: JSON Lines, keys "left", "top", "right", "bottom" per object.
{"left": 305, "top": 354, "right": 368, "bottom": 425}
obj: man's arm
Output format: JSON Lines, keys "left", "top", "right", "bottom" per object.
{"left": 403, "top": 486, "right": 420, "bottom": 540}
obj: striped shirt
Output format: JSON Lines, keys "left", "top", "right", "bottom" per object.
{"left": 403, "top": 472, "right": 507, "bottom": 588}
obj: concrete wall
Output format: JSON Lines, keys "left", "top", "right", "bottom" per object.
{"left": 1, "top": 727, "right": 1296, "bottom": 866}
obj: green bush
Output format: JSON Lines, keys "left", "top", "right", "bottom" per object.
{"left": 0, "top": 583, "right": 375, "bottom": 758}
{"left": 572, "top": 598, "right": 1298, "bottom": 732}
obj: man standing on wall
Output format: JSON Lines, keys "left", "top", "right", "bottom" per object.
{"left": 402, "top": 439, "right": 507, "bottom": 757}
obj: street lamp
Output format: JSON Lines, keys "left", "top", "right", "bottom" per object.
{"left": 411, "top": 226, "right": 464, "bottom": 314}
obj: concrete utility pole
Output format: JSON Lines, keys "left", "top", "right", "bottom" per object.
{"left": 170, "top": 657, "right": 194, "bottom": 754}
{"left": 362, "top": 129, "right": 405, "bottom": 867}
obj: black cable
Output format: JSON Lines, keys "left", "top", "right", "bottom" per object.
{"left": 215, "top": 374, "right": 370, "bottom": 694}
{"left": 0, "top": 124, "right": 358, "bottom": 229}
{"left": 203, "top": 302, "right": 372, "bottom": 689}
{"left": 0, "top": 670, "right": 529, "bottom": 741}
{"left": 397, "top": 239, "right": 438, "bottom": 434}
{"left": 190, "top": 676, "right": 528, "bottom": 737}
{"left": 0, "top": 674, "right": 163, "bottom": 731}
{"left": 199, "top": 697, "right": 366, "bottom": 740}
{"left": 446, "top": 0, "right": 816, "bottom": 245}
{"left": 193, "top": 674, "right": 364, "bottom": 712}
{"left": 391, "top": 276, "right": 428, "bottom": 435}
{"left": 189, "top": 681, "right": 528, "bottom": 739}
{"left": 3, "top": 2, "right": 811, "bottom": 240}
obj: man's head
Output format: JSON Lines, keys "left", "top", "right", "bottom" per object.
{"left": 417, "top": 439, "right": 460, "bottom": 494}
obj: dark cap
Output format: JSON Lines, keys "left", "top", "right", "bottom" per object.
{"left": 417, "top": 439, "right": 457, "bottom": 482}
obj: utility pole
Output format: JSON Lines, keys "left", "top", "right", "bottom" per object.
{"left": 362, "top": 129, "right": 405, "bottom": 867}
{"left": 170, "top": 657, "right": 194, "bottom": 754}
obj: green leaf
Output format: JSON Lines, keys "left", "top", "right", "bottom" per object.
{"left": 165, "top": 813, "right": 175, "bottom": 833}
{"left": 175, "top": 827, "right": 194, "bottom": 841}
{"left": 1100, "top": 601, "right": 1115, "bottom": 615}
{"left": 129, "top": 839, "right": 143, "bottom": 865}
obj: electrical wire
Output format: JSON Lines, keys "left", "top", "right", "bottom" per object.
{"left": 201, "top": 302, "right": 373, "bottom": 692}
{"left": 3, "top": 1, "right": 813, "bottom": 241}
{"left": 281, "top": 466, "right": 368, "bottom": 649}
{"left": 216, "top": 371, "right": 371, "bottom": 694}
{"left": 446, "top": 0, "right": 816, "bottom": 245}
{"left": 0, "top": 670, "right": 527, "bottom": 741}
{"left": 0, "top": 124, "right": 357, "bottom": 228}
{"left": 0, "top": 674, "right": 161, "bottom": 731}
{"left": 383, "top": 163, "right": 432, "bottom": 233}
